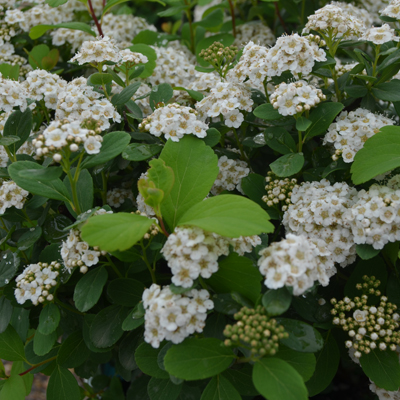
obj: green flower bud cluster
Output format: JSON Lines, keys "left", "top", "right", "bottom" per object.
{"left": 331, "top": 276, "right": 400, "bottom": 359}
{"left": 262, "top": 171, "right": 298, "bottom": 211}
{"left": 199, "top": 42, "right": 238, "bottom": 78}
{"left": 223, "top": 305, "right": 288, "bottom": 358}
{"left": 80, "top": 117, "right": 103, "bottom": 134}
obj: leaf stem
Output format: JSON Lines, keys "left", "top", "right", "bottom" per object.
{"left": 140, "top": 240, "right": 157, "bottom": 283}
{"left": 19, "top": 356, "right": 57, "bottom": 376}
{"left": 106, "top": 254, "right": 123, "bottom": 278}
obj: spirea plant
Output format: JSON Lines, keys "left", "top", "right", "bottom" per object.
{"left": 3, "top": 0, "right": 400, "bottom": 399}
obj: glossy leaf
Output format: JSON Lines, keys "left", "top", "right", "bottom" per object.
{"left": 305, "top": 102, "right": 344, "bottom": 139}
{"left": 0, "top": 324, "right": 26, "bottom": 361}
{"left": 148, "top": 377, "right": 183, "bottom": 400}
{"left": 262, "top": 288, "right": 292, "bottom": 316}
{"left": 122, "top": 143, "right": 163, "bottom": 161}
{"left": 30, "top": 22, "right": 96, "bottom": 40}
{"left": 57, "top": 331, "right": 90, "bottom": 368}
{"left": 135, "top": 342, "right": 169, "bottom": 379}
{"left": 0, "top": 374, "right": 26, "bottom": 400}
{"left": 38, "top": 303, "right": 60, "bottom": 335}
{"left": 111, "top": 82, "right": 141, "bottom": 106}
{"left": 0, "top": 297, "right": 12, "bottom": 334}
{"left": 254, "top": 103, "right": 282, "bottom": 121}
{"left": 270, "top": 153, "right": 304, "bottom": 177}
{"left": 200, "top": 375, "right": 241, "bottom": 400}
{"left": 33, "top": 330, "right": 57, "bottom": 356}
{"left": 47, "top": 366, "right": 81, "bottom": 400}
{"left": 264, "top": 127, "right": 296, "bottom": 155}
{"left": 149, "top": 83, "right": 173, "bottom": 110}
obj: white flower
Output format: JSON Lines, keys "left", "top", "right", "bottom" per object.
{"left": 353, "top": 309, "right": 368, "bottom": 322}
{"left": 81, "top": 250, "right": 99, "bottom": 267}
{"left": 362, "top": 24, "right": 400, "bottom": 45}
{"left": 84, "top": 136, "right": 102, "bottom": 154}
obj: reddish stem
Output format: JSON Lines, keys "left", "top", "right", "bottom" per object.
{"left": 158, "top": 217, "right": 169, "bottom": 237}
{"left": 102, "top": 0, "right": 106, "bottom": 7}
{"left": 274, "top": 2, "right": 288, "bottom": 34}
{"left": 88, "top": 0, "right": 104, "bottom": 37}
{"left": 19, "top": 356, "right": 57, "bottom": 376}
{"left": 227, "top": 0, "right": 236, "bottom": 38}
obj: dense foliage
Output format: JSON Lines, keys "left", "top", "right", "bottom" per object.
{"left": 2, "top": 0, "right": 400, "bottom": 399}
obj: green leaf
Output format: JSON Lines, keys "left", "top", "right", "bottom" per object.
{"left": 360, "top": 349, "right": 400, "bottom": 391}
{"left": 81, "top": 131, "right": 131, "bottom": 169}
{"left": 147, "top": 158, "right": 175, "bottom": 202}
{"left": 296, "top": 117, "right": 312, "bottom": 132}
{"left": 351, "top": 126, "right": 400, "bottom": 184}
{"left": 8, "top": 161, "right": 72, "bottom": 203}
{"left": 0, "top": 136, "right": 19, "bottom": 146}
{"left": 38, "top": 303, "right": 60, "bottom": 335}
{"left": 262, "top": 288, "right": 292, "bottom": 316}
{"left": 0, "top": 324, "right": 26, "bottom": 361}
{"left": 178, "top": 194, "right": 273, "bottom": 237}
{"left": 74, "top": 267, "right": 108, "bottom": 312}
{"left": 254, "top": 103, "right": 282, "bottom": 120}
{"left": 33, "top": 330, "right": 57, "bottom": 356}
{"left": 148, "top": 377, "right": 183, "bottom": 400}
{"left": 122, "top": 310, "right": 144, "bottom": 331}
{"left": 63, "top": 168, "right": 93, "bottom": 215}
{"left": 222, "top": 364, "right": 258, "bottom": 396}
{"left": 208, "top": 253, "right": 262, "bottom": 303}
{"left": 128, "top": 44, "right": 157, "bottom": 79}
{"left": 81, "top": 213, "right": 153, "bottom": 252}
{"left": 19, "top": 167, "right": 62, "bottom": 181}
{"left": 277, "top": 318, "right": 323, "bottom": 353}
{"left": 275, "top": 346, "right": 316, "bottom": 382}
{"left": 0, "top": 250, "right": 18, "bottom": 286}
{"left": 135, "top": 342, "right": 169, "bottom": 379}
{"left": 30, "top": 22, "right": 96, "bottom": 40}
{"left": 164, "top": 338, "right": 236, "bottom": 380}
{"left": 88, "top": 73, "right": 113, "bottom": 85}
{"left": 306, "top": 334, "right": 340, "bottom": 396}
{"left": 264, "top": 127, "right": 296, "bottom": 155}
{"left": 203, "top": 128, "right": 221, "bottom": 147}
{"left": 122, "top": 143, "right": 163, "bottom": 161}
{"left": 158, "top": 5, "right": 188, "bottom": 17}
{"left": 0, "top": 63, "right": 20, "bottom": 81}
{"left": 46, "top": 0, "right": 68, "bottom": 6}
{"left": 345, "top": 85, "right": 368, "bottom": 98}
{"left": 159, "top": 136, "right": 219, "bottom": 229}
{"left": 107, "top": 278, "right": 145, "bottom": 307}
{"left": 102, "top": 0, "right": 131, "bottom": 15}
{"left": 90, "top": 305, "right": 130, "bottom": 348}
{"left": 111, "top": 82, "right": 142, "bottom": 106}
{"left": 305, "top": 102, "right": 344, "bottom": 139}
{"left": 17, "top": 226, "right": 42, "bottom": 251}
{"left": 47, "top": 366, "right": 81, "bottom": 400}
{"left": 200, "top": 375, "right": 241, "bottom": 400}
{"left": 3, "top": 108, "right": 32, "bottom": 154}
{"left": 0, "top": 374, "right": 26, "bottom": 400}
{"left": 57, "top": 331, "right": 90, "bottom": 368}
{"left": 194, "top": 9, "right": 223, "bottom": 29}
{"left": 149, "top": 83, "right": 174, "bottom": 110}
{"left": 270, "top": 153, "right": 304, "bottom": 177}
{"left": 0, "top": 297, "right": 13, "bottom": 334}
{"left": 132, "top": 30, "right": 177, "bottom": 46}
{"left": 356, "top": 244, "right": 380, "bottom": 260}
{"left": 252, "top": 358, "right": 308, "bottom": 400}
{"left": 372, "top": 79, "right": 400, "bottom": 101}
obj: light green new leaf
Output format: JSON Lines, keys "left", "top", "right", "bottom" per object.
{"left": 351, "top": 126, "right": 400, "bottom": 184}
{"left": 164, "top": 338, "right": 236, "bottom": 380}
{"left": 30, "top": 22, "right": 96, "bottom": 40}
{"left": 147, "top": 158, "right": 175, "bottom": 202}
{"left": 8, "top": 161, "right": 72, "bottom": 203}
{"left": 159, "top": 136, "right": 219, "bottom": 229}
{"left": 177, "top": 195, "right": 273, "bottom": 237}
{"left": 0, "top": 374, "right": 26, "bottom": 400}
{"left": 128, "top": 44, "right": 157, "bottom": 78}
{"left": 102, "top": 0, "right": 130, "bottom": 15}
{"left": 252, "top": 358, "right": 308, "bottom": 400}
{"left": 74, "top": 267, "right": 108, "bottom": 312}
{"left": 47, "top": 366, "right": 81, "bottom": 400}
{"left": 360, "top": 349, "right": 400, "bottom": 391}
{"left": 81, "top": 213, "right": 153, "bottom": 252}
{"left": 208, "top": 253, "right": 262, "bottom": 303}
{"left": 0, "top": 325, "right": 26, "bottom": 361}
{"left": 200, "top": 375, "right": 241, "bottom": 400}
{"left": 81, "top": 131, "right": 131, "bottom": 169}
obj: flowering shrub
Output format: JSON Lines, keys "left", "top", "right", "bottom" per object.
{"left": 3, "top": 0, "right": 400, "bottom": 399}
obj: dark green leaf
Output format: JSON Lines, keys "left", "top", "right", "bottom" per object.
{"left": 0, "top": 250, "right": 19, "bottom": 287}
{"left": 47, "top": 366, "right": 81, "bottom": 400}
{"left": 149, "top": 83, "right": 174, "bottom": 110}
{"left": 33, "top": 330, "right": 57, "bottom": 356}
{"left": 164, "top": 338, "right": 236, "bottom": 380}
{"left": 17, "top": 226, "right": 42, "bottom": 251}
{"left": 122, "top": 143, "right": 163, "bottom": 161}
{"left": 102, "top": 0, "right": 131, "bottom": 15}
{"left": 57, "top": 331, "right": 90, "bottom": 368}
{"left": 372, "top": 79, "right": 400, "bottom": 101}
{"left": 222, "top": 364, "right": 258, "bottom": 396}
{"left": 262, "top": 288, "right": 292, "bottom": 316}
{"left": 112, "top": 82, "right": 142, "bottom": 106}
{"left": 296, "top": 117, "right": 312, "bottom": 132}
{"left": 356, "top": 244, "right": 380, "bottom": 260}
{"left": 252, "top": 358, "right": 308, "bottom": 400}
{"left": 63, "top": 168, "right": 93, "bottom": 215}
{"left": 107, "top": 278, "right": 145, "bottom": 307}
{"left": 19, "top": 167, "right": 62, "bottom": 181}
{"left": 0, "top": 297, "right": 12, "bottom": 334}
{"left": 148, "top": 377, "right": 183, "bottom": 400}
{"left": 194, "top": 9, "right": 223, "bottom": 29}
{"left": 270, "top": 153, "right": 304, "bottom": 177}
{"left": 200, "top": 375, "right": 241, "bottom": 400}
{"left": 89, "top": 73, "right": 113, "bottom": 85}
{"left": 3, "top": 109, "right": 32, "bottom": 154}
{"left": 30, "top": 22, "right": 96, "bottom": 40}
{"left": 203, "top": 128, "right": 221, "bottom": 147}
{"left": 73, "top": 267, "right": 108, "bottom": 312}
{"left": 38, "top": 303, "right": 60, "bottom": 335}
{"left": 264, "top": 128, "right": 296, "bottom": 155}
{"left": 305, "top": 103, "right": 344, "bottom": 139}
{"left": 135, "top": 342, "right": 169, "bottom": 379}
{"left": 253, "top": 104, "right": 282, "bottom": 121}
{"left": 0, "top": 136, "right": 20, "bottom": 146}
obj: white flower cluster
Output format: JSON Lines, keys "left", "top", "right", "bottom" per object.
{"left": 0, "top": 73, "right": 28, "bottom": 112}
{"left": 139, "top": 103, "right": 208, "bottom": 142}
{"left": 332, "top": 1, "right": 374, "bottom": 28}
{"left": 143, "top": 284, "right": 214, "bottom": 348}
{"left": 69, "top": 37, "right": 148, "bottom": 67}
{"left": 381, "top": 0, "right": 400, "bottom": 20}
{"left": 302, "top": 4, "right": 366, "bottom": 40}
{"left": 148, "top": 45, "right": 195, "bottom": 88}
{"left": 0, "top": 180, "right": 29, "bottom": 214}
{"left": 264, "top": 33, "right": 326, "bottom": 78}
{"left": 323, "top": 108, "right": 394, "bottom": 163}
{"left": 270, "top": 80, "right": 326, "bottom": 116}
{"left": 52, "top": 28, "right": 94, "bottom": 52}
{"left": 345, "top": 184, "right": 400, "bottom": 249}
{"left": 258, "top": 234, "right": 335, "bottom": 295}
{"left": 55, "top": 77, "right": 121, "bottom": 130}
{"left": 233, "top": 21, "right": 275, "bottom": 47}
{"left": 23, "top": 69, "right": 67, "bottom": 109}
{"left": 362, "top": 24, "right": 400, "bottom": 44}
{"left": 15, "top": 261, "right": 60, "bottom": 305}
{"left": 211, "top": 155, "right": 250, "bottom": 195}
{"left": 107, "top": 188, "right": 134, "bottom": 208}
{"left": 102, "top": 13, "right": 157, "bottom": 43}
{"left": 162, "top": 226, "right": 261, "bottom": 287}
{"left": 33, "top": 119, "right": 103, "bottom": 161}
{"left": 196, "top": 81, "right": 253, "bottom": 128}
{"left": 283, "top": 179, "right": 358, "bottom": 267}
{"left": 187, "top": 71, "right": 221, "bottom": 94}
